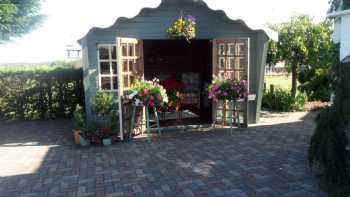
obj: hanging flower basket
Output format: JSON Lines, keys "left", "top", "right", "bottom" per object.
{"left": 208, "top": 79, "right": 248, "bottom": 102}
{"left": 128, "top": 78, "right": 169, "bottom": 108}
{"left": 167, "top": 15, "right": 196, "bottom": 43}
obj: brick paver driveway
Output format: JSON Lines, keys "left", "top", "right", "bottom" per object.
{"left": 0, "top": 112, "right": 326, "bottom": 197}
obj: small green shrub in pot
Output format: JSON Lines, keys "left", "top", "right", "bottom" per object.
{"left": 100, "top": 127, "right": 113, "bottom": 146}
{"left": 72, "top": 104, "right": 85, "bottom": 144}
{"left": 93, "top": 92, "right": 117, "bottom": 117}
{"left": 73, "top": 104, "right": 85, "bottom": 129}
{"left": 79, "top": 123, "right": 96, "bottom": 147}
{"left": 93, "top": 92, "right": 119, "bottom": 143}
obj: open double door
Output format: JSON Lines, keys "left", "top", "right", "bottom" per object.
{"left": 115, "top": 37, "right": 249, "bottom": 140}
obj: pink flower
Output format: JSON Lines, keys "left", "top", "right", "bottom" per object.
{"left": 143, "top": 89, "right": 150, "bottom": 95}
{"left": 223, "top": 92, "right": 228, "bottom": 96}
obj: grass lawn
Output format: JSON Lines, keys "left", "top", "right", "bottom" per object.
{"left": 264, "top": 74, "right": 292, "bottom": 91}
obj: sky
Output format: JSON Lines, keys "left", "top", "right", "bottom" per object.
{"left": 0, "top": 0, "right": 330, "bottom": 64}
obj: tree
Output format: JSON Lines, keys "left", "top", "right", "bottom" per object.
{"left": 267, "top": 15, "right": 338, "bottom": 99}
{"left": 329, "top": 0, "right": 350, "bottom": 12}
{"left": 0, "top": 0, "right": 44, "bottom": 43}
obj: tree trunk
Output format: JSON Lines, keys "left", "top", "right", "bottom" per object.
{"left": 291, "top": 64, "right": 298, "bottom": 98}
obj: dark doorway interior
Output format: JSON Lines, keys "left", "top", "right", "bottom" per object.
{"left": 143, "top": 40, "right": 212, "bottom": 126}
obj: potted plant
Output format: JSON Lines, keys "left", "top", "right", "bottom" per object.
{"left": 100, "top": 127, "right": 113, "bottom": 146}
{"left": 128, "top": 78, "right": 168, "bottom": 108}
{"left": 208, "top": 79, "right": 248, "bottom": 102}
{"left": 73, "top": 104, "right": 85, "bottom": 145}
{"left": 167, "top": 15, "right": 196, "bottom": 43}
{"left": 79, "top": 123, "right": 95, "bottom": 147}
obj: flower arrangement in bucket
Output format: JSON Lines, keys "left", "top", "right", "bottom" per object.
{"left": 208, "top": 79, "right": 248, "bottom": 102}
{"left": 167, "top": 14, "right": 196, "bottom": 43}
{"left": 128, "top": 78, "right": 169, "bottom": 108}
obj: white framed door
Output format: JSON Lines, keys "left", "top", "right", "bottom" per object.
{"left": 116, "top": 37, "right": 144, "bottom": 140}
{"left": 212, "top": 38, "right": 249, "bottom": 127}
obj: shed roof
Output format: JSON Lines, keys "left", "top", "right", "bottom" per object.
{"left": 78, "top": 0, "right": 277, "bottom": 45}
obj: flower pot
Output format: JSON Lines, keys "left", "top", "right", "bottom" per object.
{"left": 80, "top": 136, "right": 91, "bottom": 147}
{"left": 103, "top": 138, "right": 112, "bottom": 146}
{"left": 73, "top": 129, "right": 80, "bottom": 145}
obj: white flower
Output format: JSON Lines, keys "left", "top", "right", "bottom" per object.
{"left": 128, "top": 91, "right": 138, "bottom": 99}
{"left": 135, "top": 99, "right": 143, "bottom": 106}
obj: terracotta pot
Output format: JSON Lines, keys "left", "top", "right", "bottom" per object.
{"left": 73, "top": 129, "right": 80, "bottom": 145}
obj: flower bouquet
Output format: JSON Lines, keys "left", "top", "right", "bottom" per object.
{"left": 167, "top": 15, "right": 196, "bottom": 43}
{"left": 128, "top": 78, "right": 168, "bottom": 108}
{"left": 208, "top": 79, "right": 248, "bottom": 102}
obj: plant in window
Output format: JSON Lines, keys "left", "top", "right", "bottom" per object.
{"left": 167, "top": 15, "right": 196, "bottom": 43}
{"left": 208, "top": 79, "right": 248, "bottom": 102}
{"left": 128, "top": 78, "right": 168, "bottom": 108}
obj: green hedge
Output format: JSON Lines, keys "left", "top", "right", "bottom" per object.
{"left": 0, "top": 63, "right": 84, "bottom": 120}
{"left": 309, "top": 59, "right": 350, "bottom": 185}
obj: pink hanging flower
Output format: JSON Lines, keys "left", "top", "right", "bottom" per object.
{"left": 144, "top": 89, "right": 150, "bottom": 95}
{"left": 157, "top": 94, "right": 163, "bottom": 101}
{"left": 149, "top": 101, "right": 155, "bottom": 108}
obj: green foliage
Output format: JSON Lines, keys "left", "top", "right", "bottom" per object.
{"left": 262, "top": 88, "right": 306, "bottom": 112}
{"left": 267, "top": 15, "right": 337, "bottom": 99}
{"left": 329, "top": 0, "right": 350, "bottom": 12}
{"left": 80, "top": 122, "right": 97, "bottom": 139}
{"left": 298, "top": 67, "right": 332, "bottom": 101}
{"left": 92, "top": 92, "right": 119, "bottom": 133}
{"left": 0, "top": 62, "right": 84, "bottom": 120}
{"left": 129, "top": 79, "right": 168, "bottom": 108}
{"left": 0, "top": 0, "right": 45, "bottom": 43}
{"left": 93, "top": 92, "right": 117, "bottom": 117}
{"left": 309, "top": 60, "right": 350, "bottom": 185}
{"left": 167, "top": 15, "right": 196, "bottom": 43}
{"left": 73, "top": 104, "right": 85, "bottom": 130}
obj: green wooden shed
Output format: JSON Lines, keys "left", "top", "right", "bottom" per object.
{"left": 78, "top": 0, "right": 272, "bottom": 140}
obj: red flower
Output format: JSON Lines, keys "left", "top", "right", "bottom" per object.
{"left": 161, "top": 79, "right": 185, "bottom": 91}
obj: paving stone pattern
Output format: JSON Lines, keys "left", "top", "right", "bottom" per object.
{"left": 0, "top": 112, "right": 327, "bottom": 197}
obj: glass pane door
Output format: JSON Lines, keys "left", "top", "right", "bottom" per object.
{"left": 213, "top": 38, "right": 249, "bottom": 127}
{"left": 117, "top": 38, "right": 144, "bottom": 140}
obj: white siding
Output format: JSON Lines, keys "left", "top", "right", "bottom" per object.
{"left": 333, "top": 18, "right": 341, "bottom": 43}
{"left": 340, "top": 14, "right": 350, "bottom": 60}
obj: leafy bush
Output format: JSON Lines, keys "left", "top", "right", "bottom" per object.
{"left": 93, "top": 92, "right": 117, "bottom": 117}
{"left": 309, "top": 59, "right": 350, "bottom": 185}
{"left": 92, "top": 92, "right": 119, "bottom": 133}
{"left": 298, "top": 67, "right": 331, "bottom": 102}
{"left": 262, "top": 88, "right": 306, "bottom": 111}
{"left": 73, "top": 104, "right": 85, "bottom": 130}
{"left": 0, "top": 62, "right": 84, "bottom": 120}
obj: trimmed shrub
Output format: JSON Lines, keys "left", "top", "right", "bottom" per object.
{"left": 309, "top": 59, "right": 350, "bottom": 185}
{"left": 262, "top": 88, "right": 306, "bottom": 112}
{"left": 0, "top": 62, "right": 84, "bottom": 120}
{"left": 298, "top": 67, "right": 331, "bottom": 102}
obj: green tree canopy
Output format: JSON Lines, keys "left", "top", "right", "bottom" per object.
{"left": 329, "top": 0, "right": 350, "bottom": 12}
{"left": 267, "top": 15, "right": 338, "bottom": 99}
{"left": 0, "top": 0, "right": 44, "bottom": 43}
